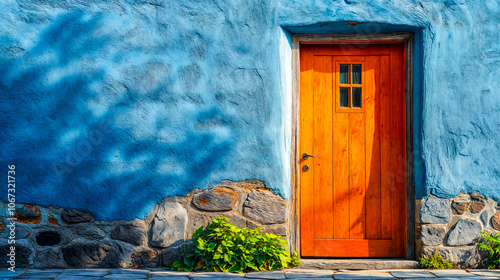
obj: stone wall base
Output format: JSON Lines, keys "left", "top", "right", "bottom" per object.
{"left": 0, "top": 180, "right": 288, "bottom": 268}
{"left": 417, "top": 192, "right": 500, "bottom": 268}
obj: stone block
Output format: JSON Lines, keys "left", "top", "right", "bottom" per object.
{"left": 470, "top": 194, "right": 486, "bottom": 214}
{"left": 75, "top": 225, "right": 106, "bottom": 240}
{"left": 161, "top": 244, "right": 183, "bottom": 267}
{"left": 0, "top": 243, "right": 32, "bottom": 268}
{"left": 446, "top": 219, "right": 482, "bottom": 246}
{"left": 423, "top": 246, "right": 480, "bottom": 268}
{"left": 110, "top": 219, "right": 147, "bottom": 246}
{"left": 33, "top": 248, "right": 66, "bottom": 268}
{"left": 243, "top": 191, "right": 286, "bottom": 225}
{"left": 420, "top": 196, "right": 450, "bottom": 224}
{"left": 421, "top": 226, "right": 446, "bottom": 246}
{"left": 480, "top": 210, "right": 489, "bottom": 227}
{"left": 492, "top": 212, "right": 500, "bottom": 230}
{"left": 16, "top": 204, "right": 42, "bottom": 224}
{"left": 130, "top": 247, "right": 160, "bottom": 268}
{"left": 261, "top": 223, "right": 287, "bottom": 236}
{"left": 186, "top": 212, "right": 208, "bottom": 238}
{"left": 192, "top": 187, "right": 238, "bottom": 212}
{"left": 62, "top": 241, "right": 132, "bottom": 268}
{"left": 451, "top": 201, "right": 469, "bottom": 214}
{"left": 61, "top": 209, "right": 94, "bottom": 224}
{"left": 151, "top": 201, "right": 187, "bottom": 248}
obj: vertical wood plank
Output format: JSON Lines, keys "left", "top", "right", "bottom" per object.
{"left": 333, "top": 59, "right": 350, "bottom": 239}
{"left": 391, "top": 44, "right": 406, "bottom": 257}
{"left": 313, "top": 55, "right": 334, "bottom": 239}
{"left": 299, "top": 45, "right": 315, "bottom": 256}
{"left": 364, "top": 56, "right": 382, "bottom": 239}
{"left": 349, "top": 112, "right": 366, "bottom": 239}
{"left": 379, "top": 55, "right": 392, "bottom": 240}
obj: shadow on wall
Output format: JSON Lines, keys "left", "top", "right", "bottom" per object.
{"left": 0, "top": 10, "right": 253, "bottom": 220}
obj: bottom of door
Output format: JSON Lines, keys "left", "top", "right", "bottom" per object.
{"left": 306, "top": 239, "right": 399, "bottom": 258}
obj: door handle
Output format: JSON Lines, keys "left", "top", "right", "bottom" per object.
{"left": 302, "top": 153, "right": 315, "bottom": 160}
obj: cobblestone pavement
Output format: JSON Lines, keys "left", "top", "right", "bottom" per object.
{"left": 1, "top": 269, "right": 500, "bottom": 280}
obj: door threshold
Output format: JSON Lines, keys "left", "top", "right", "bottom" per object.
{"left": 298, "top": 259, "right": 419, "bottom": 270}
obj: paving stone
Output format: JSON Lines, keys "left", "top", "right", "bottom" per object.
{"left": 191, "top": 272, "right": 246, "bottom": 278}
{"left": 429, "top": 269, "right": 473, "bottom": 278}
{"left": 389, "top": 271, "right": 436, "bottom": 278}
{"left": 0, "top": 268, "right": 27, "bottom": 278}
{"left": 420, "top": 196, "right": 450, "bottom": 224}
{"left": 59, "top": 269, "right": 109, "bottom": 276}
{"left": 191, "top": 278, "right": 247, "bottom": 280}
{"left": 104, "top": 274, "right": 148, "bottom": 279}
{"left": 56, "top": 276, "right": 103, "bottom": 280}
{"left": 192, "top": 187, "right": 239, "bottom": 211}
{"left": 243, "top": 191, "right": 287, "bottom": 225}
{"left": 108, "top": 269, "right": 150, "bottom": 274}
{"left": 284, "top": 269, "right": 334, "bottom": 278}
{"left": 467, "top": 269, "right": 500, "bottom": 277}
{"left": 149, "top": 277, "right": 190, "bottom": 280}
{"left": 151, "top": 201, "right": 188, "bottom": 248}
{"left": 333, "top": 271, "right": 395, "bottom": 279}
{"left": 245, "top": 271, "right": 286, "bottom": 279}
{"left": 446, "top": 219, "right": 482, "bottom": 246}
{"left": 421, "top": 226, "right": 446, "bottom": 246}
{"left": 22, "top": 270, "right": 62, "bottom": 277}
{"left": 61, "top": 209, "right": 94, "bottom": 223}
{"left": 149, "top": 271, "right": 191, "bottom": 277}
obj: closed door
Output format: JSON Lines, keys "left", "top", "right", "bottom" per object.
{"left": 299, "top": 44, "right": 406, "bottom": 257}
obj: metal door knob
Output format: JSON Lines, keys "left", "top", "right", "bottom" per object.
{"left": 303, "top": 165, "right": 309, "bottom": 172}
{"left": 302, "top": 153, "right": 315, "bottom": 160}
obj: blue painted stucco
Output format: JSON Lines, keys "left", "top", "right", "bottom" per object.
{"left": 1, "top": 0, "right": 499, "bottom": 220}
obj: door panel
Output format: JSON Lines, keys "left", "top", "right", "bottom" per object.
{"left": 299, "top": 44, "right": 406, "bottom": 258}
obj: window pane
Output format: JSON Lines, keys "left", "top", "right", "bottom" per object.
{"left": 352, "top": 64, "right": 361, "bottom": 84}
{"left": 352, "top": 87, "right": 362, "bottom": 108}
{"left": 340, "top": 65, "right": 350, "bottom": 84}
{"left": 340, "top": 87, "right": 350, "bottom": 108}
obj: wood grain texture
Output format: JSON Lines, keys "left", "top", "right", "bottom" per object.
{"left": 314, "top": 239, "right": 394, "bottom": 257}
{"left": 313, "top": 55, "right": 334, "bottom": 238}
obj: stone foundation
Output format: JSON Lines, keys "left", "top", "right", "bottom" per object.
{"left": 417, "top": 192, "right": 500, "bottom": 268}
{"left": 0, "top": 180, "right": 288, "bottom": 268}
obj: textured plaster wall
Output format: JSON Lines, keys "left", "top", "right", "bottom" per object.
{"left": 1, "top": 0, "right": 499, "bottom": 220}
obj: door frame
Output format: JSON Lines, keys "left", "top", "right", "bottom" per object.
{"left": 288, "top": 33, "right": 416, "bottom": 260}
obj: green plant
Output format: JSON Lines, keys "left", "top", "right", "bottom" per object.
{"left": 419, "top": 248, "right": 453, "bottom": 269}
{"left": 172, "top": 216, "right": 301, "bottom": 273}
{"left": 479, "top": 231, "right": 500, "bottom": 269}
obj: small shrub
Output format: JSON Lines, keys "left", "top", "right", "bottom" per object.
{"left": 419, "top": 248, "right": 453, "bottom": 269}
{"left": 479, "top": 231, "right": 500, "bottom": 269}
{"left": 172, "top": 216, "right": 301, "bottom": 273}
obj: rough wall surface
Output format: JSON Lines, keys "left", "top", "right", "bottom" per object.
{"left": 0, "top": 0, "right": 500, "bottom": 221}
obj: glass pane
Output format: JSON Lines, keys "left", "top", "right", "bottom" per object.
{"left": 340, "top": 87, "right": 350, "bottom": 108}
{"left": 340, "top": 65, "right": 350, "bottom": 84}
{"left": 352, "top": 87, "right": 362, "bottom": 108}
{"left": 352, "top": 64, "right": 362, "bottom": 84}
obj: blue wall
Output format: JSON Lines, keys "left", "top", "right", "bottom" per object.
{"left": 1, "top": 0, "right": 499, "bottom": 220}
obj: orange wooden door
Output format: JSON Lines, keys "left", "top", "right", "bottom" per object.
{"left": 299, "top": 44, "right": 406, "bottom": 258}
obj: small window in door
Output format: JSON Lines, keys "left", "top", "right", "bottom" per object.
{"left": 338, "top": 63, "right": 363, "bottom": 111}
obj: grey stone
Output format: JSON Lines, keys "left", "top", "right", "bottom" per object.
{"left": 480, "top": 211, "right": 489, "bottom": 227}
{"left": 245, "top": 271, "right": 285, "bottom": 279}
{"left": 429, "top": 269, "right": 472, "bottom": 278}
{"left": 110, "top": 219, "right": 146, "bottom": 246}
{"left": 151, "top": 201, "right": 187, "bottom": 248}
{"left": 61, "top": 209, "right": 94, "bottom": 224}
{"left": 161, "top": 244, "right": 183, "bottom": 267}
{"left": 389, "top": 271, "right": 436, "bottom": 278}
{"left": 447, "top": 219, "right": 482, "bottom": 246}
{"left": 333, "top": 271, "right": 395, "bottom": 279}
{"left": 451, "top": 201, "right": 469, "bottom": 214}
{"left": 261, "top": 223, "right": 287, "bottom": 236}
{"left": 420, "top": 196, "right": 450, "bottom": 224}
{"left": 149, "top": 271, "right": 191, "bottom": 277}
{"left": 467, "top": 269, "right": 500, "bottom": 277}
{"left": 59, "top": 269, "right": 109, "bottom": 276}
{"left": 108, "top": 269, "right": 150, "bottom": 274}
{"left": 223, "top": 214, "right": 247, "bottom": 229}
{"left": 284, "top": 269, "right": 333, "bottom": 278}
{"left": 192, "top": 187, "right": 239, "bottom": 212}
{"left": 190, "top": 272, "right": 245, "bottom": 278}
{"left": 21, "top": 270, "right": 62, "bottom": 277}
{"left": 243, "top": 191, "right": 287, "bottom": 225}
{"left": 421, "top": 226, "right": 446, "bottom": 246}
{"left": 75, "top": 225, "right": 106, "bottom": 240}
{"left": 130, "top": 247, "right": 160, "bottom": 267}
{"left": 61, "top": 241, "right": 131, "bottom": 268}
{"left": 33, "top": 248, "right": 66, "bottom": 268}
{"left": 186, "top": 212, "right": 208, "bottom": 238}
{"left": 423, "top": 246, "right": 480, "bottom": 268}
{"left": 491, "top": 212, "right": 500, "bottom": 230}
{"left": 104, "top": 274, "right": 148, "bottom": 279}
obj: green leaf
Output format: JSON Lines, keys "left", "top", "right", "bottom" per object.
{"left": 192, "top": 226, "right": 205, "bottom": 238}
{"left": 172, "top": 260, "right": 183, "bottom": 267}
